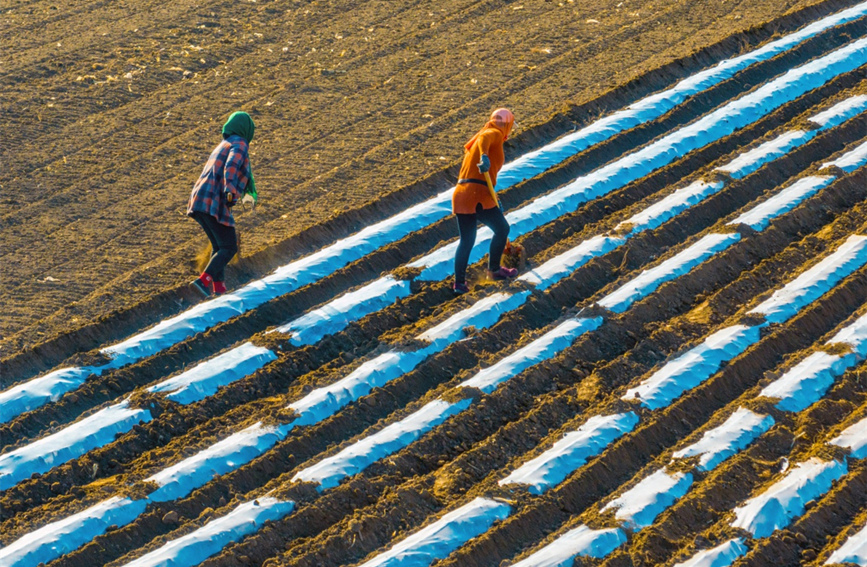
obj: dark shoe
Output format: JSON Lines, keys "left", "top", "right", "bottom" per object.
{"left": 453, "top": 281, "right": 470, "bottom": 294}
{"left": 213, "top": 281, "right": 227, "bottom": 295}
{"left": 190, "top": 277, "right": 212, "bottom": 298}
{"left": 487, "top": 266, "right": 518, "bottom": 280}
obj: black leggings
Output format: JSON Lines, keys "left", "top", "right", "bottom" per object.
{"left": 454, "top": 204, "right": 510, "bottom": 283}
{"left": 192, "top": 211, "right": 238, "bottom": 282}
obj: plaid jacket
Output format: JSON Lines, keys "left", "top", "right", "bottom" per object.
{"left": 187, "top": 135, "right": 250, "bottom": 227}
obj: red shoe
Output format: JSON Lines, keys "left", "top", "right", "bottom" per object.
{"left": 190, "top": 273, "right": 213, "bottom": 298}
{"left": 453, "top": 281, "right": 470, "bottom": 294}
{"left": 213, "top": 281, "right": 227, "bottom": 295}
{"left": 487, "top": 266, "right": 518, "bottom": 280}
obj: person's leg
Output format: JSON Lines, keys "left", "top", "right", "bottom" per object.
{"left": 190, "top": 212, "right": 220, "bottom": 296}
{"left": 194, "top": 213, "right": 238, "bottom": 282}
{"left": 192, "top": 211, "right": 220, "bottom": 260}
{"left": 476, "top": 206, "right": 510, "bottom": 271}
{"left": 454, "top": 213, "right": 477, "bottom": 285}
{"left": 203, "top": 220, "right": 238, "bottom": 283}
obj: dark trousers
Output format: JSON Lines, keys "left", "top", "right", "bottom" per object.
{"left": 192, "top": 211, "right": 238, "bottom": 282}
{"left": 454, "top": 204, "right": 510, "bottom": 283}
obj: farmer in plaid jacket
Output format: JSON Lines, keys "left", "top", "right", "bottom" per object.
{"left": 187, "top": 111, "right": 257, "bottom": 297}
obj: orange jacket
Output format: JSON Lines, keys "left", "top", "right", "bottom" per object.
{"left": 452, "top": 122, "right": 507, "bottom": 214}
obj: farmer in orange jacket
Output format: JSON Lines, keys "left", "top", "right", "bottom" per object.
{"left": 452, "top": 108, "right": 517, "bottom": 294}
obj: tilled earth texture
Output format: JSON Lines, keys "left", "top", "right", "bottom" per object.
{"left": 1, "top": 0, "right": 852, "bottom": 360}
{"left": 5, "top": 2, "right": 867, "bottom": 567}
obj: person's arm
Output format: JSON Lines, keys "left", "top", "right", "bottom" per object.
{"left": 223, "top": 143, "right": 248, "bottom": 207}
{"left": 241, "top": 162, "right": 258, "bottom": 210}
{"left": 476, "top": 129, "right": 500, "bottom": 173}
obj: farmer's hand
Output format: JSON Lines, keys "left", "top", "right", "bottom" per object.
{"left": 242, "top": 192, "right": 257, "bottom": 212}
{"left": 477, "top": 154, "right": 490, "bottom": 173}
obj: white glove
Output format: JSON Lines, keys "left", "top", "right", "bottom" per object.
{"left": 242, "top": 192, "right": 257, "bottom": 211}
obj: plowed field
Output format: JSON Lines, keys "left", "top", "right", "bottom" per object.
{"left": 3, "top": 0, "right": 856, "bottom": 359}
{"left": 4, "top": 2, "right": 867, "bottom": 567}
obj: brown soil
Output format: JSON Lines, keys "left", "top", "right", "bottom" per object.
{"left": 1, "top": 0, "right": 856, "bottom": 371}
{"left": 5, "top": 3, "right": 867, "bottom": 567}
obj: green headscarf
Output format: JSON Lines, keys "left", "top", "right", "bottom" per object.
{"left": 222, "top": 111, "right": 254, "bottom": 143}
{"left": 222, "top": 111, "right": 257, "bottom": 200}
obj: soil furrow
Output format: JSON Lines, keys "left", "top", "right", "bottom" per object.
{"left": 3, "top": 10, "right": 851, "bottom": 342}
{"left": 597, "top": 375, "right": 867, "bottom": 567}
{"left": 0, "top": 60, "right": 857, "bottom": 460}
{"left": 3, "top": 94, "right": 864, "bottom": 545}
{"left": 813, "top": 480, "right": 867, "bottom": 566}
{"left": 8, "top": 5, "right": 867, "bottom": 567}
{"left": 738, "top": 461, "right": 867, "bottom": 567}
{"left": 244, "top": 187, "right": 867, "bottom": 567}
{"left": 1, "top": 0, "right": 856, "bottom": 358}
{"left": 2, "top": 0, "right": 853, "bottom": 368}
{"left": 430, "top": 264, "right": 867, "bottom": 567}
{"left": 61, "top": 146, "right": 867, "bottom": 567}
{"left": 220, "top": 260, "right": 867, "bottom": 567}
